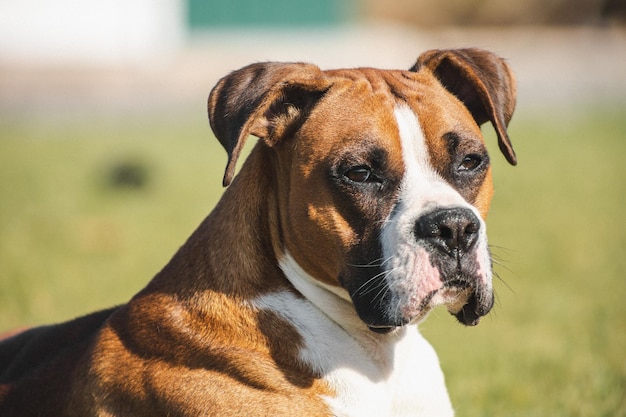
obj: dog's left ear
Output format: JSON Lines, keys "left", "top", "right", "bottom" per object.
{"left": 208, "top": 62, "right": 331, "bottom": 186}
{"left": 411, "top": 48, "right": 517, "bottom": 165}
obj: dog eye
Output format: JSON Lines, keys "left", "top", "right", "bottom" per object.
{"left": 458, "top": 155, "right": 482, "bottom": 171}
{"left": 344, "top": 166, "right": 372, "bottom": 183}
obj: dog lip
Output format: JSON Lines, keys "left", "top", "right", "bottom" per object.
{"left": 454, "top": 299, "right": 482, "bottom": 326}
{"left": 367, "top": 325, "right": 397, "bottom": 334}
{"left": 450, "top": 285, "right": 494, "bottom": 326}
{"left": 443, "top": 279, "right": 471, "bottom": 290}
{"left": 426, "top": 278, "right": 489, "bottom": 326}
{"left": 433, "top": 280, "right": 472, "bottom": 306}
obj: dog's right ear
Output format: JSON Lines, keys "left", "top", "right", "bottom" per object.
{"left": 208, "top": 62, "right": 330, "bottom": 187}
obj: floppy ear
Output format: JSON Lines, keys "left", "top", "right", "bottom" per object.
{"left": 411, "top": 48, "right": 518, "bottom": 165}
{"left": 208, "top": 62, "right": 330, "bottom": 186}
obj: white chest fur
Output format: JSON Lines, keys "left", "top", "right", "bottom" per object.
{"left": 250, "top": 254, "right": 454, "bottom": 417}
{"left": 319, "top": 325, "right": 455, "bottom": 417}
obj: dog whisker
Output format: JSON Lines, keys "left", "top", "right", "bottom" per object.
{"left": 492, "top": 269, "right": 517, "bottom": 298}
{"left": 354, "top": 270, "right": 390, "bottom": 296}
{"left": 372, "top": 284, "right": 392, "bottom": 310}
{"left": 347, "top": 256, "right": 394, "bottom": 269}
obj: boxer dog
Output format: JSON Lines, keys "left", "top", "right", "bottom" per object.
{"left": 0, "top": 48, "right": 517, "bottom": 416}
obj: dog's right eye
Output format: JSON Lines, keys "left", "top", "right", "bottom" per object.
{"left": 458, "top": 154, "right": 483, "bottom": 172}
{"left": 344, "top": 166, "right": 372, "bottom": 183}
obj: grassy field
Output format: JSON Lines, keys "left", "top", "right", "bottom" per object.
{"left": 0, "top": 107, "right": 624, "bottom": 416}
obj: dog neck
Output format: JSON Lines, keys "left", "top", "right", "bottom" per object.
{"left": 146, "top": 144, "right": 287, "bottom": 299}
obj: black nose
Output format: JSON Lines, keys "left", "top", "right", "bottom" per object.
{"left": 414, "top": 208, "right": 481, "bottom": 254}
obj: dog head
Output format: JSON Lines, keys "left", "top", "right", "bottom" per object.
{"left": 208, "top": 48, "right": 516, "bottom": 332}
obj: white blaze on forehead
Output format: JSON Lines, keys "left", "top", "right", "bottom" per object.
{"left": 394, "top": 105, "right": 433, "bottom": 180}
{"left": 393, "top": 104, "right": 467, "bottom": 209}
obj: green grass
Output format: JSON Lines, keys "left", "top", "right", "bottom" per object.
{"left": 1, "top": 108, "right": 625, "bottom": 416}
{"left": 0, "top": 115, "right": 223, "bottom": 325}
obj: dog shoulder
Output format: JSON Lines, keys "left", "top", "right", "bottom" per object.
{"left": 0, "top": 308, "right": 117, "bottom": 415}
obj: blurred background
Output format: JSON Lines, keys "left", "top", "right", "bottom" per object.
{"left": 1, "top": 1, "right": 625, "bottom": 416}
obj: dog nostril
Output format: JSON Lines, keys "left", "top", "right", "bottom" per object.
{"left": 439, "top": 225, "right": 454, "bottom": 241}
{"left": 415, "top": 208, "right": 480, "bottom": 253}
{"left": 464, "top": 222, "right": 479, "bottom": 236}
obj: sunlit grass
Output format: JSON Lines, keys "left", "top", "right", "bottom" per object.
{"left": 1, "top": 107, "right": 624, "bottom": 416}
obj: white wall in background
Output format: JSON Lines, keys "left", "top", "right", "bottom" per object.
{"left": 0, "top": 0, "right": 184, "bottom": 64}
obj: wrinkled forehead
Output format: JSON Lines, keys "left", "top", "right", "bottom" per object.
{"left": 299, "top": 67, "right": 483, "bottom": 159}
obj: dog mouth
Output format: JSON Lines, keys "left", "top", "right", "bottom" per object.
{"left": 347, "top": 247, "right": 494, "bottom": 332}
{"left": 451, "top": 289, "right": 494, "bottom": 326}
{"left": 439, "top": 279, "right": 494, "bottom": 326}
{"left": 364, "top": 279, "right": 493, "bottom": 333}
{"left": 363, "top": 285, "right": 484, "bottom": 333}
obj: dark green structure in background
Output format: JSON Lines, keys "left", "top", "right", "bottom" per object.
{"left": 187, "top": 0, "right": 354, "bottom": 28}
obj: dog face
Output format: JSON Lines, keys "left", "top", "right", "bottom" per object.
{"left": 208, "top": 49, "right": 516, "bottom": 332}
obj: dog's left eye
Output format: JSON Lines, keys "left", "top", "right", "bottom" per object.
{"left": 344, "top": 166, "right": 372, "bottom": 183}
{"left": 458, "top": 154, "right": 483, "bottom": 172}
